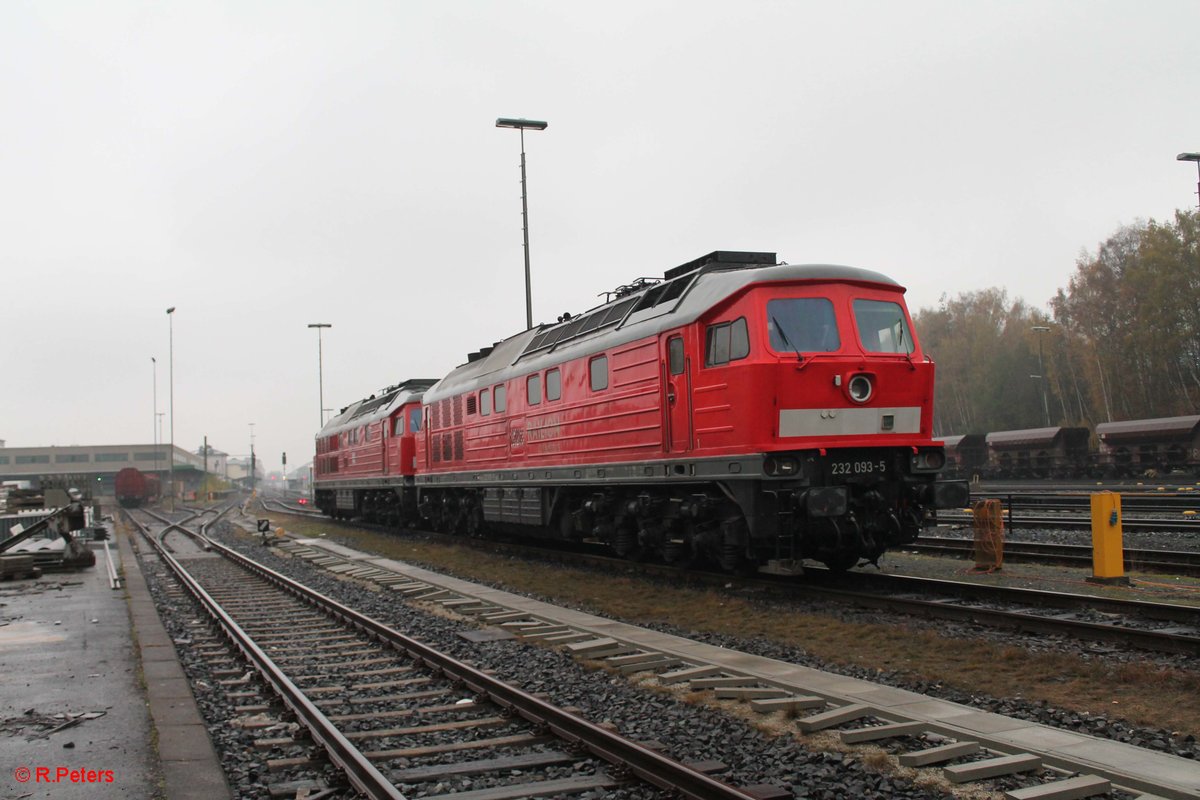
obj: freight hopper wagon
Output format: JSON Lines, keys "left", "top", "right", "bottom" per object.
{"left": 414, "top": 251, "right": 968, "bottom": 571}
{"left": 1096, "top": 415, "right": 1200, "bottom": 476}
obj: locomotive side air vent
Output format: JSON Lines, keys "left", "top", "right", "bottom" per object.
{"left": 662, "top": 250, "right": 777, "bottom": 281}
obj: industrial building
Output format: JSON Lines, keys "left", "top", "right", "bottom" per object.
{"left": 0, "top": 443, "right": 220, "bottom": 499}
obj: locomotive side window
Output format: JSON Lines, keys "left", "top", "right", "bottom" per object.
{"left": 590, "top": 355, "right": 609, "bottom": 391}
{"left": 668, "top": 336, "right": 685, "bottom": 375}
{"left": 527, "top": 374, "right": 542, "bottom": 405}
{"left": 495, "top": 384, "right": 507, "bottom": 413}
{"left": 704, "top": 317, "right": 749, "bottom": 366}
{"left": 766, "top": 298, "right": 839, "bottom": 353}
{"left": 546, "top": 368, "right": 561, "bottom": 400}
{"left": 481, "top": 388, "right": 492, "bottom": 416}
{"left": 394, "top": 418, "right": 403, "bottom": 436}
{"left": 853, "top": 299, "right": 915, "bottom": 354}
{"left": 409, "top": 408, "right": 421, "bottom": 432}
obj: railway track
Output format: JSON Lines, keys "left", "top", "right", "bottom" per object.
{"left": 238, "top": 527, "right": 1198, "bottom": 799}
{"left": 910, "top": 535, "right": 1200, "bottom": 576}
{"left": 257, "top": 499, "right": 1200, "bottom": 657}
{"left": 126, "top": 505, "right": 774, "bottom": 800}
{"left": 937, "top": 508, "right": 1200, "bottom": 533}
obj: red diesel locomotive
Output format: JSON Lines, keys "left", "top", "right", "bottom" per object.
{"left": 314, "top": 251, "right": 967, "bottom": 571}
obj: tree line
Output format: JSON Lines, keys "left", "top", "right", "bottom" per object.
{"left": 913, "top": 209, "right": 1200, "bottom": 436}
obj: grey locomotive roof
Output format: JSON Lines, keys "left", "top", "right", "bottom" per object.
{"left": 317, "top": 379, "right": 437, "bottom": 439}
{"left": 1096, "top": 415, "right": 1200, "bottom": 440}
{"left": 423, "top": 262, "right": 903, "bottom": 403}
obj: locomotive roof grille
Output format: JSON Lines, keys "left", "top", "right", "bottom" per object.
{"left": 350, "top": 391, "right": 398, "bottom": 419}
{"left": 318, "top": 378, "right": 439, "bottom": 435}
{"left": 518, "top": 252, "right": 780, "bottom": 361}
{"left": 423, "top": 259, "right": 904, "bottom": 403}
{"left": 521, "top": 295, "right": 640, "bottom": 358}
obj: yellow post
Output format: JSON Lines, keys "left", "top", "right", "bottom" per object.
{"left": 1087, "top": 492, "right": 1130, "bottom": 586}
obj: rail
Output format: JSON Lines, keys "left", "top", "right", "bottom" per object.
{"left": 127, "top": 507, "right": 406, "bottom": 800}
{"left": 131, "top": 505, "right": 765, "bottom": 799}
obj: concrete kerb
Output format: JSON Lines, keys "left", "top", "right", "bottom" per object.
{"left": 118, "top": 525, "right": 233, "bottom": 800}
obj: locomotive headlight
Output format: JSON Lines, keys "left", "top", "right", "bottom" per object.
{"left": 911, "top": 450, "right": 945, "bottom": 472}
{"left": 764, "top": 456, "right": 799, "bottom": 476}
{"left": 847, "top": 374, "right": 873, "bottom": 404}
{"left": 911, "top": 450, "right": 945, "bottom": 471}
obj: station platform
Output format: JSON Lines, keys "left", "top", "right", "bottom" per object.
{"left": 0, "top": 529, "right": 229, "bottom": 799}
{"left": 288, "top": 534, "right": 1200, "bottom": 800}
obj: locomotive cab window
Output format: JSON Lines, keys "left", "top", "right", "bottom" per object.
{"left": 766, "top": 298, "right": 840, "bottom": 354}
{"left": 704, "top": 317, "right": 749, "bottom": 366}
{"left": 394, "top": 418, "right": 404, "bottom": 436}
{"left": 590, "top": 355, "right": 609, "bottom": 391}
{"left": 668, "top": 336, "right": 685, "bottom": 375}
{"left": 546, "top": 368, "right": 561, "bottom": 401}
{"left": 480, "top": 388, "right": 492, "bottom": 416}
{"left": 853, "top": 299, "right": 914, "bottom": 354}
{"left": 494, "top": 384, "right": 506, "bottom": 413}
{"left": 409, "top": 408, "right": 422, "bottom": 432}
{"left": 527, "top": 374, "right": 541, "bottom": 405}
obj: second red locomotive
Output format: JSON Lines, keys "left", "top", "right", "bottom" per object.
{"left": 315, "top": 251, "right": 967, "bottom": 571}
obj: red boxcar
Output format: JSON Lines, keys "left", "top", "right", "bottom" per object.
{"left": 115, "top": 467, "right": 160, "bottom": 508}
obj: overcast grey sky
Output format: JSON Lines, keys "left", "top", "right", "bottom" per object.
{"left": 2, "top": 1, "right": 1197, "bottom": 476}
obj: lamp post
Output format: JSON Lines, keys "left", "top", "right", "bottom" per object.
{"left": 152, "top": 356, "right": 158, "bottom": 479}
{"left": 166, "top": 307, "right": 176, "bottom": 510}
{"left": 307, "top": 324, "right": 332, "bottom": 429}
{"left": 1031, "top": 325, "right": 1051, "bottom": 427}
{"left": 249, "top": 422, "right": 256, "bottom": 497}
{"left": 495, "top": 117, "right": 548, "bottom": 330}
{"left": 1177, "top": 153, "right": 1200, "bottom": 209}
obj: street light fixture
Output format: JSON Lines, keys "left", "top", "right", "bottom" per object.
{"left": 496, "top": 117, "right": 548, "bottom": 330}
{"left": 1031, "top": 325, "right": 1051, "bottom": 427}
{"left": 1177, "top": 153, "right": 1200, "bottom": 209}
{"left": 166, "top": 307, "right": 176, "bottom": 510}
{"left": 307, "top": 323, "right": 332, "bottom": 430}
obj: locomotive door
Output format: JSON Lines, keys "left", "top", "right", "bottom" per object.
{"left": 663, "top": 332, "right": 692, "bottom": 452}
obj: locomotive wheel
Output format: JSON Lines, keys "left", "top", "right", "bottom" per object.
{"left": 821, "top": 553, "right": 861, "bottom": 572}
{"left": 612, "top": 519, "right": 642, "bottom": 560}
{"left": 464, "top": 503, "right": 484, "bottom": 538}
